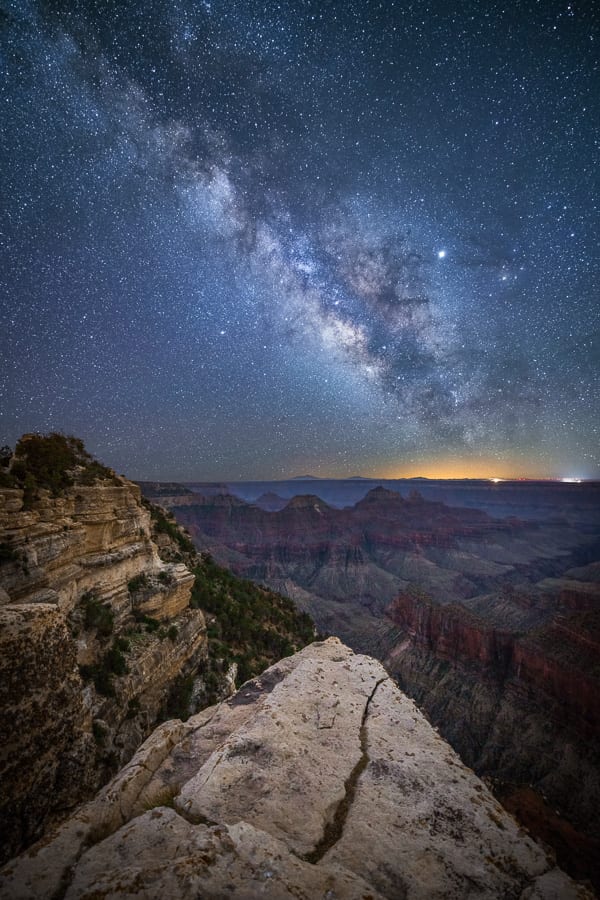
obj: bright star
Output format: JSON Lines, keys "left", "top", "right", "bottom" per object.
{"left": 437, "top": 250, "right": 446, "bottom": 259}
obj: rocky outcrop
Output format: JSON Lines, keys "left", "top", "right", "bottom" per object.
{"left": 388, "top": 593, "right": 600, "bottom": 736}
{"left": 0, "top": 604, "right": 92, "bottom": 864}
{"left": 255, "top": 490, "right": 288, "bottom": 511}
{"left": 0, "top": 482, "right": 192, "bottom": 620}
{"left": 0, "top": 639, "right": 590, "bottom": 900}
{"left": 156, "top": 488, "right": 599, "bottom": 637}
{"left": 146, "top": 480, "right": 600, "bottom": 889}
{"left": 389, "top": 592, "right": 515, "bottom": 673}
{"left": 387, "top": 590, "right": 600, "bottom": 736}
{"left": 0, "top": 478, "right": 205, "bottom": 864}
{"left": 155, "top": 487, "right": 536, "bottom": 648}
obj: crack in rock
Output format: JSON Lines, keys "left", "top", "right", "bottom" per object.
{"left": 303, "top": 677, "right": 388, "bottom": 865}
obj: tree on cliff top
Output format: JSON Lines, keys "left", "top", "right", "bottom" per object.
{"left": 8, "top": 432, "right": 116, "bottom": 497}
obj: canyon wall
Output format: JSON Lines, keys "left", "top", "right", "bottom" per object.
{"left": 384, "top": 589, "right": 600, "bottom": 887}
{"left": 0, "top": 477, "right": 205, "bottom": 864}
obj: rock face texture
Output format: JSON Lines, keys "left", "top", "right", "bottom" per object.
{"left": 0, "top": 604, "right": 91, "bottom": 863}
{"left": 152, "top": 482, "right": 600, "bottom": 886}
{"left": 0, "top": 481, "right": 192, "bottom": 619}
{"left": 0, "top": 639, "right": 590, "bottom": 900}
{"left": 155, "top": 487, "right": 599, "bottom": 656}
{"left": 384, "top": 589, "right": 600, "bottom": 870}
{"left": 0, "top": 478, "right": 205, "bottom": 864}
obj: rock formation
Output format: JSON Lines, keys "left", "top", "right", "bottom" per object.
{"left": 1, "top": 639, "right": 591, "bottom": 900}
{"left": 385, "top": 588, "right": 600, "bottom": 888}
{"left": 142, "top": 482, "right": 600, "bottom": 887}
{"left": 0, "top": 445, "right": 205, "bottom": 863}
{"left": 0, "top": 435, "right": 317, "bottom": 866}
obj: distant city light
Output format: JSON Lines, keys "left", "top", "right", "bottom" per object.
{"left": 561, "top": 477, "right": 582, "bottom": 483}
{"left": 489, "top": 477, "right": 503, "bottom": 483}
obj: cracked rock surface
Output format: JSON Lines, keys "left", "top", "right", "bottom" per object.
{"left": 0, "top": 638, "right": 592, "bottom": 899}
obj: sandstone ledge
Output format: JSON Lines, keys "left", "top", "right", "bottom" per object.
{"left": 0, "top": 638, "right": 591, "bottom": 899}
{"left": 0, "top": 480, "right": 201, "bottom": 862}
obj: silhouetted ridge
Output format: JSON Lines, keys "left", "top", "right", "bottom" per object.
{"left": 355, "top": 486, "right": 404, "bottom": 506}
{"left": 284, "top": 494, "right": 332, "bottom": 511}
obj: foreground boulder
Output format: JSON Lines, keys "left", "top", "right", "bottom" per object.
{"left": 1, "top": 639, "right": 591, "bottom": 899}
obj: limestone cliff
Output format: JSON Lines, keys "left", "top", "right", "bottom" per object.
{"left": 0, "top": 639, "right": 591, "bottom": 899}
{"left": 0, "top": 434, "right": 317, "bottom": 867}
{"left": 0, "top": 441, "right": 205, "bottom": 864}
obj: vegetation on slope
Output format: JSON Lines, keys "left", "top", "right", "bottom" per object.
{"left": 0, "top": 433, "right": 117, "bottom": 500}
{"left": 144, "top": 499, "right": 318, "bottom": 714}
{"left": 191, "top": 553, "right": 316, "bottom": 684}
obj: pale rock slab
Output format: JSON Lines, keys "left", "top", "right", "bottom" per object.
{"left": 0, "top": 639, "right": 592, "bottom": 899}
{"left": 64, "top": 810, "right": 381, "bottom": 900}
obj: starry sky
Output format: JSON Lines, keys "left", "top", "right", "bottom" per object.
{"left": 1, "top": 0, "right": 598, "bottom": 480}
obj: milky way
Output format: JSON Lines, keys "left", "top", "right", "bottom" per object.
{"left": 0, "top": 0, "right": 598, "bottom": 478}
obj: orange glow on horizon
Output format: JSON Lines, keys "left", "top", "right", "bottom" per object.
{"left": 372, "top": 457, "right": 539, "bottom": 480}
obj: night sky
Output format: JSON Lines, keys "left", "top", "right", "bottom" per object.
{"left": 1, "top": 0, "right": 598, "bottom": 480}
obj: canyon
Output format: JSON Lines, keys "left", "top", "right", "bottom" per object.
{"left": 141, "top": 479, "right": 600, "bottom": 889}
{"left": 1, "top": 438, "right": 597, "bottom": 896}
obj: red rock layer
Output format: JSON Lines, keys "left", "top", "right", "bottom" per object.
{"left": 388, "top": 592, "right": 600, "bottom": 736}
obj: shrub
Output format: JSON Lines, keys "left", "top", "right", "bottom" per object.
{"left": 81, "top": 592, "right": 114, "bottom": 637}
{"left": 92, "top": 720, "right": 108, "bottom": 746}
{"left": 21, "top": 473, "right": 37, "bottom": 509}
{"left": 11, "top": 433, "right": 115, "bottom": 496}
{"left": 0, "top": 469, "right": 15, "bottom": 488}
{"left": 0, "top": 542, "right": 17, "bottom": 564}
{"left": 206, "top": 621, "right": 220, "bottom": 639}
{"left": 133, "top": 611, "right": 160, "bottom": 633}
{"left": 91, "top": 666, "right": 115, "bottom": 698}
{"left": 150, "top": 505, "right": 195, "bottom": 554}
{"left": 186, "top": 553, "right": 318, "bottom": 688}
{"left": 79, "top": 640, "right": 129, "bottom": 697}
{"left": 105, "top": 644, "right": 128, "bottom": 676}
{"left": 0, "top": 445, "right": 12, "bottom": 468}
{"left": 167, "top": 624, "right": 178, "bottom": 642}
{"left": 126, "top": 697, "right": 141, "bottom": 719}
{"left": 128, "top": 573, "right": 149, "bottom": 593}
{"left": 158, "top": 569, "right": 174, "bottom": 586}
{"left": 163, "top": 673, "right": 195, "bottom": 720}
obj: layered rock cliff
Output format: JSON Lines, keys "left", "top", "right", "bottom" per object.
{"left": 384, "top": 588, "right": 600, "bottom": 885}
{"left": 151, "top": 487, "right": 598, "bottom": 650}
{"left": 0, "top": 436, "right": 205, "bottom": 863}
{"left": 0, "top": 435, "right": 317, "bottom": 866}
{"left": 387, "top": 592, "right": 600, "bottom": 737}
{"left": 0, "top": 639, "right": 590, "bottom": 900}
